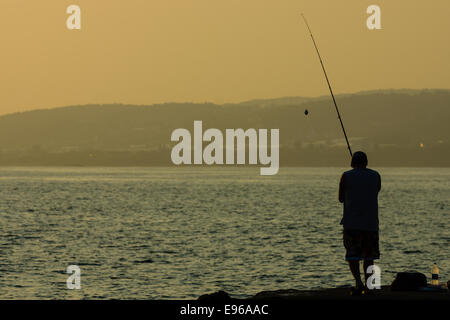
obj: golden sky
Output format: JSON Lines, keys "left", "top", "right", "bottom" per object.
{"left": 0, "top": 0, "right": 449, "bottom": 115}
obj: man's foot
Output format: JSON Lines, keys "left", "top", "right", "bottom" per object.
{"left": 362, "top": 288, "right": 374, "bottom": 295}
{"left": 350, "top": 280, "right": 365, "bottom": 296}
{"left": 350, "top": 286, "right": 364, "bottom": 296}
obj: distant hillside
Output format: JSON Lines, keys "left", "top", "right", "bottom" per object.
{"left": 0, "top": 89, "right": 449, "bottom": 166}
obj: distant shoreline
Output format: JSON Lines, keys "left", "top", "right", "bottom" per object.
{"left": 1, "top": 89, "right": 449, "bottom": 167}
{"left": 0, "top": 164, "right": 450, "bottom": 168}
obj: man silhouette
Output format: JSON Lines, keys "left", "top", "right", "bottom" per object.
{"left": 339, "top": 151, "right": 381, "bottom": 295}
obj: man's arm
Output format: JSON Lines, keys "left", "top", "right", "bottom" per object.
{"left": 338, "top": 174, "right": 345, "bottom": 203}
{"left": 377, "top": 172, "right": 381, "bottom": 192}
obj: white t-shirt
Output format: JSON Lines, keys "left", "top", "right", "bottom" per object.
{"left": 339, "top": 168, "right": 381, "bottom": 231}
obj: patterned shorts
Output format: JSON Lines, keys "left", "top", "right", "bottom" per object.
{"left": 343, "top": 229, "right": 380, "bottom": 261}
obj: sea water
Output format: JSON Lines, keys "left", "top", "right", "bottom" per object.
{"left": 0, "top": 167, "right": 448, "bottom": 299}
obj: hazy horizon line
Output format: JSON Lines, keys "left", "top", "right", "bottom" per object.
{"left": 2, "top": 87, "right": 450, "bottom": 118}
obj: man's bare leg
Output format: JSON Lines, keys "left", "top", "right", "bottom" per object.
{"left": 348, "top": 260, "right": 364, "bottom": 289}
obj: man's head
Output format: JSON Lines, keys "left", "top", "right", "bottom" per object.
{"left": 351, "top": 151, "right": 368, "bottom": 168}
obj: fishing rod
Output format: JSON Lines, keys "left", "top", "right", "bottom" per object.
{"left": 301, "top": 14, "right": 353, "bottom": 157}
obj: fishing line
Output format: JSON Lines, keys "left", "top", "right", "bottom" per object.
{"left": 301, "top": 14, "right": 353, "bottom": 157}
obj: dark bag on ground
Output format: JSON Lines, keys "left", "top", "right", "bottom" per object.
{"left": 391, "top": 272, "right": 427, "bottom": 291}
